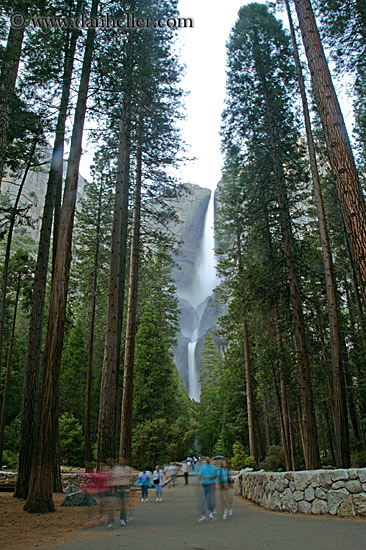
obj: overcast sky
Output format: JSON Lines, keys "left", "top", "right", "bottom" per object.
{"left": 79, "top": 0, "right": 354, "bottom": 190}
{"left": 176, "top": 0, "right": 250, "bottom": 192}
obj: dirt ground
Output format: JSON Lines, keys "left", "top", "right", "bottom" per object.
{"left": 0, "top": 490, "right": 142, "bottom": 550}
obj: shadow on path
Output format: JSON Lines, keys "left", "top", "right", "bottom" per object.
{"left": 52, "top": 478, "right": 366, "bottom": 550}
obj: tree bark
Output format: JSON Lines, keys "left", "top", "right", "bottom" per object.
{"left": 24, "top": 0, "right": 98, "bottom": 513}
{"left": 15, "top": 14, "right": 80, "bottom": 499}
{"left": 84, "top": 179, "right": 104, "bottom": 471}
{"left": 286, "top": 0, "right": 349, "bottom": 467}
{"left": 242, "top": 309, "right": 257, "bottom": 463}
{"left": 97, "top": 97, "right": 132, "bottom": 468}
{"left": 119, "top": 138, "right": 143, "bottom": 466}
{"left": 293, "top": 0, "right": 366, "bottom": 307}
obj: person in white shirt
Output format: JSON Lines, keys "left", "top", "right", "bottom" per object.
{"left": 152, "top": 465, "right": 165, "bottom": 502}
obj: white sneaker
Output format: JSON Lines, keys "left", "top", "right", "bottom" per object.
{"left": 141, "top": 498, "right": 144, "bottom": 502}
{"left": 229, "top": 509, "right": 233, "bottom": 516}
{"left": 156, "top": 498, "right": 159, "bottom": 502}
{"left": 209, "top": 512, "right": 214, "bottom": 520}
{"left": 146, "top": 498, "right": 148, "bottom": 502}
{"left": 120, "top": 519, "right": 126, "bottom": 526}
{"left": 198, "top": 516, "right": 207, "bottom": 523}
{"left": 223, "top": 510, "right": 228, "bottom": 520}
{"left": 159, "top": 498, "right": 163, "bottom": 502}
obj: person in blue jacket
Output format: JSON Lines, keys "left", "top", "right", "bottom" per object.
{"left": 197, "top": 456, "right": 218, "bottom": 522}
{"left": 136, "top": 469, "right": 151, "bottom": 502}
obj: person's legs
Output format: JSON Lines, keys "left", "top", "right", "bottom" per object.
{"left": 207, "top": 484, "right": 216, "bottom": 517}
{"left": 119, "top": 487, "right": 128, "bottom": 523}
{"left": 200, "top": 485, "right": 207, "bottom": 518}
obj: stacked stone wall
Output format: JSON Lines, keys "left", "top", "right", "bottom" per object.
{"left": 234, "top": 468, "right": 366, "bottom": 517}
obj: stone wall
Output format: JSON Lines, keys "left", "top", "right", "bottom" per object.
{"left": 234, "top": 468, "right": 366, "bottom": 517}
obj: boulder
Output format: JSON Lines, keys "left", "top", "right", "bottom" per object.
{"left": 311, "top": 498, "right": 327, "bottom": 515}
{"left": 330, "top": 469, "right": 349, "bottom": 482}
{"left": 352, "top": 494, "right": 366, "bottom": 516}
{"left": 297, "top": 501, "right": 311, "bottom": 514}
{"left": 338, "top": 496, "right": 355, "bottom": 517}
{"left": 62, "top": 491, "right": 96, "bottom": 507}
{"left": 281, "top": 488, "right": 297, "bottom": 513}
{"left": 314, "top": 487, "right": 327, "bottom": 500}
{"left": 294, "top": 471, "right": 312, "bottom": 491}
{"left": 345, "top": 480, "right": 362, "bottom": 494}
{"left": 304, "top": 485, "right": 315, "bottom": 502}
{"left": 311, "top": 470, "right": 332, "bottom": 489}
{"left": 327, "top": 488, "right": 349, "bottom": 515}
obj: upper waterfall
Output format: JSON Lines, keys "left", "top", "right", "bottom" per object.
{"left": 178, "top": 191, "right": 218, "bottom": 309}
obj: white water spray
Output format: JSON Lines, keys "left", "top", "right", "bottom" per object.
{"left": 180, "top": 191, "right": 218, "bottom": 400}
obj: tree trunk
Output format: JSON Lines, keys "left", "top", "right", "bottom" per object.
{"left": 0, "top": 8, "right": 27, "bottom": 187}
{"left": 24, "top": 0, "right": 98, "bottom": 513}
{"left": 119, "top": 138, "right": 143, "bottom": 465}
{"left": 15, "top": 15, "right": 80, "bottom": 500}
{"left": 0, "top": 137, "right": 37, "bottom": 381}
{"left": 84, "top": 180, "right": 103, "bottom": 471}
{"left": 97, "top": 97, "right": 132, "bottom": 468}
{"left": 0, "top": 281, "right": 20, "bottom": 466}
{"left": 242, "top": 309, "right": 257, "bottom": 462}
{"left": 258, "top": 68, "right": 321, "bottom": 469}
{"left": 273, "top": 303, "right": 294, "bottom": 470}
{"left": 286, "top": 0, "right": 349, "bottom": 467}
{"left": 293, "top": 0, "right": 366, "bottom": 307}
{"left": 262, "top": 392, "right": 271, "bottom": 451}
{"left": 263, "top": 207, "right": 293, "bottom": 470}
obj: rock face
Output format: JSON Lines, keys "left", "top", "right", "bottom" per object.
{"left": 2, "top": 149, "right": 87, "bottom": 243}
{"left": 237, "top": 468, "right": 366, "bottom": 517}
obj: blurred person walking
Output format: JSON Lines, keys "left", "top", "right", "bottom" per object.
{"left": 197, "top": 456, "right": 218, "bottom": 522}
{"left": 181, "top": 461, "right": 190, "bottom": 485}
{"left": 136, "top": 468, "right": 151, "bottom": 502}
{"left": 107, "top": 464, "right": 132, "bottom": 528}
{"left": 152, "top": 465, "right": 165, "bottom": 502}
{"left": 218, "top": 459, "right": 233, "bottom": 519}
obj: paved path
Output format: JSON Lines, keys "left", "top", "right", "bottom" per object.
{"left": 53, "top": 479, "right": 366, "bottom": 550}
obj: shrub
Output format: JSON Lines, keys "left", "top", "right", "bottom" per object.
{"left": 263, "top": 445, "right": 285, "bottom": 471}
{"left": 230, "top": 441, "right": 248, "bottom": 470}
{"left": 2, "top": 450, "right": 18, "bottom": 469}
{"left": 244, "top": 455, "right": 256, "bottom": 469}
{"left": 351, "top": 450, "right": 366, "bottom": 468}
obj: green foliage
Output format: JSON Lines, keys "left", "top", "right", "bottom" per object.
{"left": 263, "top": 445, "right": 286, "bottom": 472}
{"left": 59, "top": 413, "right": 84, "bottom": 466}
{"left": 3, "top": 416, "right": 21, "bottom": 453}
{"left": 59, "top": 319, "right": 87, "bottom": 422}
{"left": 132, "top": 418, "right": 171, "bottom": 471}
{"left": 244, "top": 456, "right": 257, "bottom": 469}
{"left": 196, "top": 332, "right": 223, "bottom": 455}
{"left": 230, "top": 441, "right": 248, "bottom": 470}
{"left": 133, "top": 300, "right": 178, "bottom": 423}
{"left": 2, "top": 449, "right": 18, "bottom": 469}
{"left": 351, "top": 450, "right": 366, "bottom": 468}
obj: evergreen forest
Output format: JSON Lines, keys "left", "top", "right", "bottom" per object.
{"left": 1, "top": 0, "right": 366, "bottom": 515}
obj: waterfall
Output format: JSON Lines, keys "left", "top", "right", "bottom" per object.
{"left": 180, "top": 191, "right": 218, "bottom": 400}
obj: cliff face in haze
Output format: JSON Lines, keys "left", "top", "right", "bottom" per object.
{"left": 2, "top": 152, "right": 87, "bottom": 243}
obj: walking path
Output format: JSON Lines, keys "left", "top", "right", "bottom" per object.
{"left": 53, "top": 477, "right": 366, "bottom": 550}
